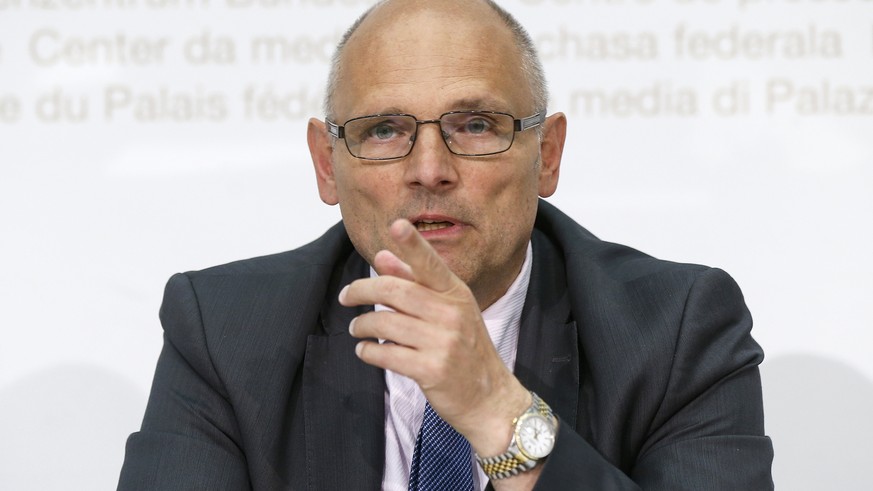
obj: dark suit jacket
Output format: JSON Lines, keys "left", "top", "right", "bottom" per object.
{"left": 118, "top": 200, "right": 773, "bottom": 490}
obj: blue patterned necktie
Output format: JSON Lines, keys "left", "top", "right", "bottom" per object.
{"left": 408, "top": 401, "right": 475, "bottom": 491}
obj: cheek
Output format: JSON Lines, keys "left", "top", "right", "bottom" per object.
{"left": 486, "top": 156, "right": 542, "bottom": 205}
{"left": 334, "top": 163, "right": 396, "bottom": 202}
{"left": 333, "top": 167, "right": 400, "bottom": 263}
{"left": 338, "top": 202, "right": 388, "bottom": 266}
{"left": 491, "top": 160, "right": 541, "bottom": 230}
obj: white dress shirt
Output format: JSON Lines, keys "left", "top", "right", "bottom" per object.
{"left": 378, "top": 242, "right": 533, "bottom": 490}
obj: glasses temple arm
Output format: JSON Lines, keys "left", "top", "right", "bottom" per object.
{"left": 326, "top": 120, "right": 344, "bottom": 138}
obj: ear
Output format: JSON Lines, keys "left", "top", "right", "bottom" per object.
{"left": 308, "top": 118, "right": 339, "bottom": 205}
{"left": 537, "top": 112, "right": 566, "bottom": 198}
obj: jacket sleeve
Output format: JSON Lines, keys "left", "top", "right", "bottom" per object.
{"left": 117, "top": 273, "right": 252, "bottom": 491}
{"left": 533, "top": 268, "right": 774, "bottom": 490}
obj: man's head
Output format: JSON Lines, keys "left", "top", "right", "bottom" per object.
{"left": 308, "top": 0, "right": 567, "bottom": 309}
{"left": 321, "top": 0, "right": 550, "bottom": 126}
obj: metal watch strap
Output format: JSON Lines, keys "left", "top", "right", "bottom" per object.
{"left": 475, "top": 391, "right": 556, "bottom": 480}
{"left": 478, "top": 450, "right": 537, "bottom": 480}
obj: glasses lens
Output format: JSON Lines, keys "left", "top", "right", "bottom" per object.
{"left": 343, "top": 115, "right": 416, "bottom": 160}
{"left": 440, "top": 112, "right": 515, "bottom": 156}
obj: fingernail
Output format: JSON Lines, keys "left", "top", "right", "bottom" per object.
{"left": 338, "top": 285, "right": 349, "bottom": 304}
{"left": 355, "top": 342, "right": 364, "bottom": 358}
{"left": 348, "top": 317, "right": 356, "bottom": 336}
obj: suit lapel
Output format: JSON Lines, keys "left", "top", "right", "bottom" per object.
{"left": 514, "top": 230, "right": 580, "bottom": 429}
{"left": 485, "top": 231, "right": 580, "bottom": 491}
{"left": 303, "top": 252, "right": 386, "bottom": 489}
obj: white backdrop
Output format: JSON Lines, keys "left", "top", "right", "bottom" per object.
{"left": 1, "top": 1, "right": 871, "bottom": 489}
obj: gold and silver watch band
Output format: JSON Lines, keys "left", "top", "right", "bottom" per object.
{"left": 475, "top": 391, "right": 557, "bottom": 480}
{"left": 478, "top": 450, "right": 537, "bottom": 480}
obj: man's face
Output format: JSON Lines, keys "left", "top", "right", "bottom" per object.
{"left": 310, "top": 2, "right": 564, "bottom": 308}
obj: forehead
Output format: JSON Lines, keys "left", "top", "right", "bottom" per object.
{"left": 333, "top": 3, "right": 532, "bottom": 120}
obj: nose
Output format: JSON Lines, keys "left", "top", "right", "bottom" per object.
{"left": 404, "top": 121, "right": 459, "bottom": 192}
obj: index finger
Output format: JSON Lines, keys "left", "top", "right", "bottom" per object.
{"left": 388, "top": 219, "right": 459, "bottom": 293}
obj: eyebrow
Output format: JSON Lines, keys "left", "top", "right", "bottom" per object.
{"left": 449, "top": 97, "right": 513, "bottom": 114}
{"left": 355, "top": 97, "right": 515, "bottom": 119}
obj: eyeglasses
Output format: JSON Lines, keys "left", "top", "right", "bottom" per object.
{"left": 325, "top": 110, "right": 546, "bottom": 161}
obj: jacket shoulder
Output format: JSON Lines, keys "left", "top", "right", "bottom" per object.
{"left": 535, "top": 199, "right": 709, "bottom": 283}
{"left": 157, "top": 220, "right": 356, "bottom": 400}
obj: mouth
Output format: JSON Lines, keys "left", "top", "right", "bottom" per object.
{"left": 408, "top": 213, "right": 463, "bottom": 236}
{"left": 414, "top": 219, "right": 454, "bottom": 232}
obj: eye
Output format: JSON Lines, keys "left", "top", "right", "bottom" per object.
{"left": 353, "top": 116, "right": 412, "bottom": 144}
{"left": 445, "top": 113, "right": 503, "bottom": 137}
{"left": 462, "top": 117, "right": 492, "bottom": 134}
{"left": 369, "top": 123, "right": 398, "bottom": 140}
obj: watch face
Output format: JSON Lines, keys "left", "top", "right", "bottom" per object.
{"left": 516, "top": 413, "right": 556, "bottom": 459}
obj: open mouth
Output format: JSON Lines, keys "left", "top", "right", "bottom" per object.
{"left": 415, "top": 220, "right": 453, "bottom": 232}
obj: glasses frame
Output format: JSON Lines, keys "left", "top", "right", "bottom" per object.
{"left": 325, "top": 110, "right": 546, "bottom": 161}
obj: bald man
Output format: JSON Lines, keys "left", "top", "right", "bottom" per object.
{"left": 118, "top": 1, "right": 773, "bottom": 490}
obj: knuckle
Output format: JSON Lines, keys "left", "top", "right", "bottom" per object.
{"left": 424, "top": 251, "right": 443, "bottom": 273}
{"left": 375, "top": 277, "right": 398, "bottom": 297}
{"left": 419, "top": 357, "right": 443, "bottom": 379}
{"left": 359, "top": 312, "right": 390, "bottom": 339}
{"left": 442, "top": 308, "right": 466, "bottom": 329}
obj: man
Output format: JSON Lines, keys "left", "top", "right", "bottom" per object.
{"left": 119, "top": 1, "right": 774, "bottom": 489}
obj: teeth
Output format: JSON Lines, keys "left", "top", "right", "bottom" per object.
{"left": 416, "top": 221, "right": 452, "bottom": 232}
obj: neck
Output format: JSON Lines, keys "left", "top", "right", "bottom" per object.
{"left": 471, "top": 243, "right": 530, "bottom": 311}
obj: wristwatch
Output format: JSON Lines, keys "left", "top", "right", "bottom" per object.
{"left": 476, "top": 391, "right": 558, "bottom": 480}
